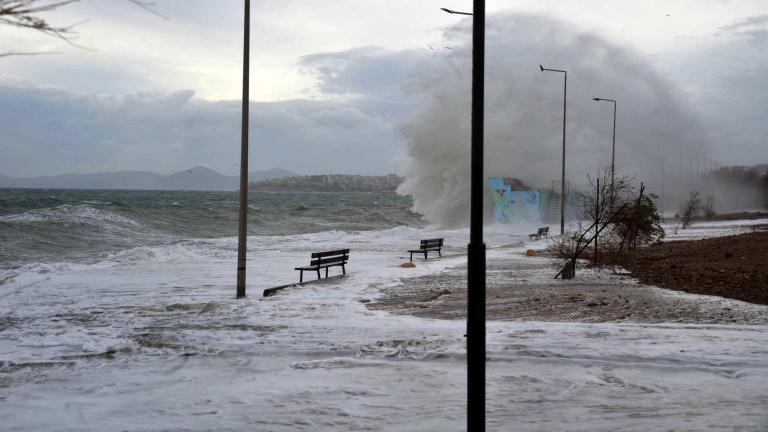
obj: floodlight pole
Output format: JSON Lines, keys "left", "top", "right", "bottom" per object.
{"left": 593, "top": 97, "right": 617, "bottom": 207}
{"left": 236, "top": 0, "right": 250, "bottom": 299}
{"left": 441, "top": 4, "right": 486, "bottom": 430}
{"left": 540, "top": 65, "right": 568, "bottom": 235}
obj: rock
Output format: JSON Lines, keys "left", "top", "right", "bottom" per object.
{"left": 525, "top": 249, "right": 537, "bottom": 257}
{"left": 400, "top": 262, "right": 416, "bottom": 268}
{"left": 198, "top": 302, "right": 218, "bottom": 315}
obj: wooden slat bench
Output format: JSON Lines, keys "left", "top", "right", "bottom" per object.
{"left": 294, "top": 249, "right": 349, "bottom": 283}
{"left": 528, "top": 227, "right": 549, "bottom": 240}
{"left": 408, "top": 238, "right": 443, "bottom": 262}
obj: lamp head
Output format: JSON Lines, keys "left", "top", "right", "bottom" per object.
{"left": 440, "top": 7, "right": 452, "bottom": 13}
{"left": 539, "top": 64, "right": 544, "bottom": 72}
{"left": 593, "top": 98, "right": 600, "bottom": 101}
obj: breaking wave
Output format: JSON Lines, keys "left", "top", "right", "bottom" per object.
{"left": 398, "top": 13, "right": 707, "bottom": 226}
{"left": 0, "top": 189, "right": 423, "bottom": 270}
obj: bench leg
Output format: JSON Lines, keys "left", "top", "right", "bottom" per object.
{"left": 409, "top": 252, "right": 413, "bottom": 262}
{"left": 438, "top": 249, "right": 442, "bottom": 257}
{"left": 299, "top": 270, "right": 303, "bottom": 284}
{"left": 342, "top": 264, "right": 346, "bottom": 275}
{"left": 316, "top": 269, "right": 321, "bottom": 280}
{"left": 325, "top": 267, "right": 328, "bottom": 278}
{"left": 424, "top": 251, "right": 428, "bottom": 260}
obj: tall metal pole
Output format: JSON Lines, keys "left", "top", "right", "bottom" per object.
{"left": 467, "top": 0, "right": 486, "bottom": 429}
{"left": 560, "top": 72, "right": 567, "bottom": 235}
{"left": 593, "top": 97, "right": 617, "bottom": 208}
{"left": 236, "top": 0, "right": 250, "bottom": 299}
{"left": 660, "top": 141, "right": 666, "bottom": 218}
{"left": 439, "top": 7, "right": 486, "bottom": 426}
{"left": 610, "top": 101, "right": 616, "bottom": 207}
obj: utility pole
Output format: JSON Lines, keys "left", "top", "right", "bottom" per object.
{"left": 540, "top": 64, "right": 568, "bottom": 234}
{"left": 236, "top": 0, "right": 250, "bottom": 298}
{"left": 467, "top": 1, "right": 486, "bottom": 429}
{"left": 592, "top": 97, "right": 617, "bottom": 207}
{"left": 441, "top": 4, "right": 487, "bottom": 430}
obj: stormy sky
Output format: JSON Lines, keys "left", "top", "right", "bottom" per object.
{"left": 0, "top": 0, "right": 767, "bottom": 178}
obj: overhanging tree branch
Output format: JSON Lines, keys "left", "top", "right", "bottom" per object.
{"left": 0, "top": 0, "right": 166, "bottom": 57}
{"left": 0, "top": 0, "right": 81, "bottom": 41}
{"left": 0, "top": 49, "right": 59, "bottom": 56}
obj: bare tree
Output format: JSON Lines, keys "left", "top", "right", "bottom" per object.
{"left": 680, "top": 192, "right": 703, "bottom": 229}
{"left": 703, "top": 194, "right": 716, "bottom": 220}
{"left": 547, "top": 167, "right": 664, "bottom": 278}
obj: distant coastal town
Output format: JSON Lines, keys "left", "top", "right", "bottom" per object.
{"left": 249, "top": 174, "right": 403, "bottom": 192}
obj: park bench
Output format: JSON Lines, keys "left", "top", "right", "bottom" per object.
{"left": 294, "top": 249, "right": 349, "bottom": 283}
{"left": 408, "top": 238, "right": 443, "bottom": 262}
{"left": 528, "top": 227, "right": 549, "bottom": 240}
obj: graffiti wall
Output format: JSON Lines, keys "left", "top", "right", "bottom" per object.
{"left": 487, "top": 177, "right": 541, "bottom": 223}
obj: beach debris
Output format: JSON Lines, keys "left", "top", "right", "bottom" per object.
{"left": 526, "top": 249, "right": 537, "bottom": 257}
{"left": 400, "top": 262, "right": 416, "bottom": 268}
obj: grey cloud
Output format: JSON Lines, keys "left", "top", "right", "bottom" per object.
{"left": 717, "top": 14, "right": 768, "bottom": 46}
{"left": 299, "top": 46, "right": 430, "bottom": 119}
{"left": 0, "top": 82, "right": 403, "bottom": 178}
{"left": 300, "top": 47, "right": 417, "bottom": 96}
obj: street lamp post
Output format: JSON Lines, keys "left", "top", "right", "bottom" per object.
{"left": 539, "top": 64, "right": 568, "bottom": 235}
{"left": 236, "top": 0, "right": 250, "bottom": 298}
{"left": 592, "top": 97, "right": 617, "bottom": 207}
{"left": 442, "top": 4, "right": 486, "bottom": 430}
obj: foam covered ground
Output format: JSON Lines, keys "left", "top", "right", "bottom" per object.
{"left": 1, "top": 222, "right": 767, "bottom": 431}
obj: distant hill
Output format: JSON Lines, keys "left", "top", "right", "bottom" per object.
{"left": 250, "top": 174, "right": 403, "bottom": 192}
{"left": 0, "top": 167, "right": 298, "bottom": 191}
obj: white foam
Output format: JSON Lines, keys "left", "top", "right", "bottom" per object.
{"left": 1, "top": 220, "right": 767, "bottom": 431}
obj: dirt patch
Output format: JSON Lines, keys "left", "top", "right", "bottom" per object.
{"left": 368, "top": 257, "right": 768, "bottom": 324}
{"left": 625, "top": 231, "right": 768, "bottom": 305}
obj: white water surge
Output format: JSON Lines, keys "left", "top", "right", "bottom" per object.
{"left": 398, "top": 14, "right": 708, "bottom": 227}
{"left": 1, "top": 222, "right": 767, "bottom": 431}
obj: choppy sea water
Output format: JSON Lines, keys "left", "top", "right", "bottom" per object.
{"left": 0, "top": 189, "right": 422, "bottom": 270}
{"left": 1, "top": 189, "right": 767, "bottom": 431}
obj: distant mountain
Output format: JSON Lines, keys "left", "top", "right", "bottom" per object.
{"left": 0, "top": 167, "right": 298, "bottom": 191}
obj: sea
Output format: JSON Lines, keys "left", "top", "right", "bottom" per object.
{"left": 0, "top": 189, "right": 424, "bottom": 272}
{"left": 2, "top": 189, "right": 768, "bottom": 431}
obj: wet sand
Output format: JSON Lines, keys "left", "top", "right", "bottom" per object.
{"left": 368, "top": 252, "right": 768, "bottom": 324}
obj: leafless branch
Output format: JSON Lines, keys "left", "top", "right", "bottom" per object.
{"left": 0, "top": 49, "right": 59, "bottom": 56}
{"left": 125, "top": 0, "right": 168, "bottom": 20}
{"left": 0, "top": 0, "right": 167, "bottom": 54}
{"left": 0, "top": 0, "right": 81, "bottom": 42}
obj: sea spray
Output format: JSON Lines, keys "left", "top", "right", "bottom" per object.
{"left": 398, "top": 13, "right": 708, "bottom": 227}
